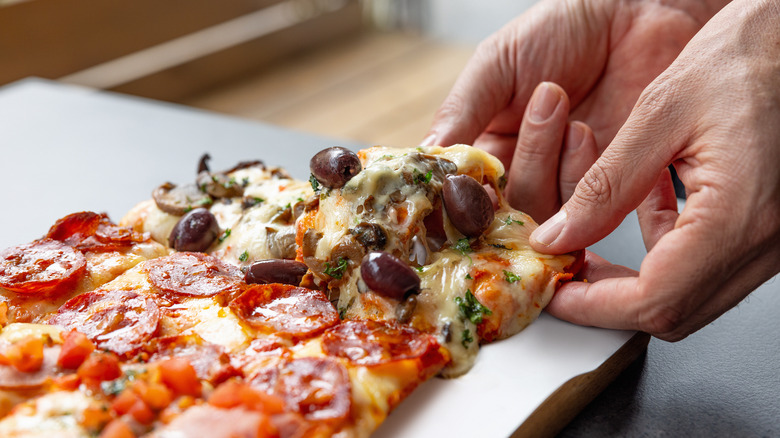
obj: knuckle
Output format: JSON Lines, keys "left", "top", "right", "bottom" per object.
{"left": 574, "top": 160, "right": 614, "bottom": 207}
{"left": 639, "top": 304, "right": 686, "bottom": 339}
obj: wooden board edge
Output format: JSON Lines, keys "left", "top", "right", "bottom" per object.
{"left": 511, "top": 332, "right": 651, "bottom": 438}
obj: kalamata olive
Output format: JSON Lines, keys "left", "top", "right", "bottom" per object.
{"left": 360, "top": 252, "right": 420, "bottom": 301}
{"left": 441, "top": 174, "right": 495, "bottom": 237}
{"left": 350, "top": 222, "right": 387, "bottom": 251}
{"left": 309, "top": 147, "right": 362, "bottom": 188}
{"left": 244, "top": 259, "right": 308, "bottom": 286}
{"left": 168, "top": 208, "right": 220, "bottom": 252}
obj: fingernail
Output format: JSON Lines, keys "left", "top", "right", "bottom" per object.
{"left": 529, "top": 82, "right": 561, "bottom": 123}
{"left": 565, "top": 122, "right": 586, "bottom": 151}
{"left": 532, "top": 208, "right": 567, "bottom": 246}
{"left": 419, "top": 133, "right": 437, "bottom": 147}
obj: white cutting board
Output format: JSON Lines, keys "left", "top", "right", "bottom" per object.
{"left": 0, "top": 79, "right": 644, "bottom": 436}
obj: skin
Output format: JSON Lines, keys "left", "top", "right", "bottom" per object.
{"left": 425, "top": 0, "right": 780, "bottom": 341}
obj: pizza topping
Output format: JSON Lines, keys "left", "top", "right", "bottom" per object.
{"left": 349, "top": 222, "right": 388, "bottom": 251}
{"left": 209, "top": 379, "right": 285, "bottom": 414}
{"left": 146, "top": 252, "right": 244, "bottom": 298}
{"left": 148, "top": 335, "right": 239, "bottom": 384}
{"left": 168, "top": 208, "right": 220, "bottom": 252}
{"left": 77, "top": 351, "right": 122, "bottom": 382}
{"left": 251, "top": 357, "right": 351, "bottom": 424}
{"left": 0, "top": 239, "right": 86, "bottom": 295}
{"left": 0, "top": 344, "right": 60, "bottom": 388}
{"left": 442, "top": 174, "right": 495, "bottom": 237}
{"left": 0, "top": 335, "right": 45, "bottom": 372}
{"left": 47, "top": 211, "right": 148, "bottom": 252}
{"left": 244, "top": 259, "right": 307, "bottom": 286}
{"left": 148, "top": 405, "right": 275, "bottom": 438}
{"left": 152, "top": 182, "right": 212, "bottom": 216}
{"left": 57, "top": 330, "right": 96, "bottom": 369}
{"left": 455, "top": 289, "right": 493, "bottom": 325}
{"left": 322, "top": 319, "right": 440, "bottom": 366}
{"left": 360, "top": 252, "right": 420, "bottom": 301}
{"left": 157, "top": 357, "right": 202, "bottom": 397}
{"left": 48, "top": 289, "right": 161, "bottom": 357}
{"left": 266, "top": 228, "right": 297, "bottom": 259}
{"left": 396, "top": 294, "right": 418, "bottom": 324}
{"left": 310, "top": 147, "right": 362, "bottom": 189}
{"left": 230, "top": 284, "right": 339, "bottom": 338}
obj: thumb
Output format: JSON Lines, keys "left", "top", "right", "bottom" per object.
{"left": 529, "top": 85, "right": 688, "bottom": 253}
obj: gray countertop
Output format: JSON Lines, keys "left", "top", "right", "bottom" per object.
{"left": 1, "top": 78, "right": 777, "bottom": 437}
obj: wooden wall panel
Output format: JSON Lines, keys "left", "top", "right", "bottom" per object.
{"left": 0, "top": 0, "right": 275, "bottom": 84}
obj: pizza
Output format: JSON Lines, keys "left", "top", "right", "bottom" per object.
{"left": 0, "top": 145, "right": 581, "bottom": 437}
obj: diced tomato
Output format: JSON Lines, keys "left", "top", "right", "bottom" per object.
{"left": 110, "top": 390, "right": 138, "bottom": 416}
{"left": 58, "top": 330, "right": 96, "bottom": 369}
{"left": 99, "top": 419, "right": 135, "bottom": 438}
{"left": 79, "top": 404, "right": 113, "bottom": 431}
{"left": 53, "top": 373, "right": 81, "bottom": 391}
{"left": 77, "top": 352, "right": 121, "bottom": 382}
{"left": 158, "top": 357, "right": 201, "bottom": 397}
{"left": 128, "top": 398, "right": 155, "bottom": 425}
{"left": 2, "top": 336, "right": 44, "bottom": 373}
{"left": 209, "top": 379, "right": 285, "bottom": 414}
{"left": 0, "top": 302, "right": 8, "bottom": 327}
{"left": 132, "top": 380, "right": 173, "bottom": 411}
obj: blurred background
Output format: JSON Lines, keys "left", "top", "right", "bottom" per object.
{"left": 0, "top": 0, "right": 536, "bottom": 147}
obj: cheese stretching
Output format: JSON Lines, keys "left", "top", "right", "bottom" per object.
{"left": 299, "top": 146, "right": 578, "bottom": 376}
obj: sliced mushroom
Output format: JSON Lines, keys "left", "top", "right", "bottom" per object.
{"left": 152, "top": 182, "right": 213, "bottom": 216}
{"left": 266, "top": 227, "right": 297, "bottom": 260}
{"left": 196, "top": 171, "right": 244, "bottom": 199}
{"left": 350, "top": 222, "right": 387, "bottom": 251}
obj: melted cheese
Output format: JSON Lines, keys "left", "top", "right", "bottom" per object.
{"left": 0, "top": 391, "right": 95, "bottom": 437}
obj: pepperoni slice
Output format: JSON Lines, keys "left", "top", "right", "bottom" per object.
{"left": 47, "top": 211, "right": 148, "bottom": 252}
{"left": 146, "top": 252, "right": 244, "bottom": 299}
{"left": 229, "top": 284, "right": 338, "bottom": 338}
{"left": 322, "top": 319, "right": 444, "bottom": 366}
{"left": 249, "top": 357, "right": 351, "bottom": 425}
{"left": 48, "top": 289, "right": 160, "bottom": 357}
{"left": 0, "top": 239, "right": 86, "bottom": 295}
{"left": 148, "top": 335, "right": 239, "bottom": 384}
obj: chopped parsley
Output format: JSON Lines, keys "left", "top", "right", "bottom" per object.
{"left": 239, "top": 250, "right": 248, "bottom": 262}
{"left": 465, "top": 273, "right": 473, "bottom": 280}
{"left": 242, "top": 177, "right": 250, "bottom": 187}
{"left": 490, "top": 243, "right": 510, "bottom": 250}
{"left": 503, "top": 270, "right": 521, "bottom": 284}
{"left": 309, "top": 174, "right": 321, "bottom": 192}
{"left": 414, "top": 168, "right": 434, "bottom": 184}
{"left": 101, "top": 369, "right": 142, "bottom": 396}
{"left": 297, "top": 197, "right": 304, "bottom": 202}
{"left": 218, "top": 228, "right": 231, "bottom": 243}
{"left": 324, "top": 257, "right": 349, "bottom": 279}
{"left": 185, "top": 197, "right": 213, "bottom": 212}
{"left": 461, "top": 329, "right": 474, "bottom": 348}
{"left": 454, "top": 238, "right": 473, "bottom": 263}
{"left": 414, "top": 266, "right": 424, "bottom": 273}
{"left": 455, "top": 289, "right": 493, "bottom": 325}
{"left": 504, "top": 216, "right": 524, "bottom": 226}
{"left": 338, "top": 297, "right": 355, "bottom": 320}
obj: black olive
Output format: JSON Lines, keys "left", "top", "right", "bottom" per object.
{"left": 350, "top": 222, "right": 387, "bottom": 251}
{"left": 168, "top": 208, "right": 220, "bottom": 252}
{"left": 244, "top": 259, "right": 308, "bottom": 286}
{"left": 309, "top": 147, "right": 362, "bottom": 188}
{"left": 360, "top": 252, "right": 420, "bottom": 301}
{"left": 442, "top": 174, "right": 495, "bottom": 237}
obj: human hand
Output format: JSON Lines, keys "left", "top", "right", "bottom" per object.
{"left": 533, "top": 0, "right": 780, "bottom": 341}
{"left": 423, "top": 0, "right": 725, "bottom": 220}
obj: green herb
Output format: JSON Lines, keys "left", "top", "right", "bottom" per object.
{"left": 284, "top": 202, "right": 291, "bottom": 210}
{"left": 239, "top": 250, "right": 249, "bottom": 262}
{"left": 461, "top": 329, "right": 474, "bottom": 348}
{"left": 242, "top": 177, "right": 250, "bottom": 187}
{"left": 225, "top": 177, "right": 237, "bottom": 189}
{"left": 100, "top": 369, "right": 142, "bottom": 396}
{"left": 465, "top": 273, "right": 473, "bottom": 280}
{"left": 414, "top": 168, "right": 433, "bottom": 184}
{"left": 504, "top": 217, "right": 524, "bottom": 226}
{"left": 416, "top": 147, "right": 424, "bottom": 152}
{"left": 454, "top": 238, "right": 473, "bottom": 262}
{"left": 455, "top": 289, "right": 493, "bottom": 325}
{"left": 297, "top": 197, "right": 304, "bottom": 202}
{"left": 338, "top": 297, "right": 355, "bottom": 320}
{"left": 414, "top": 266, "right": 424, "bottom": 273}
{"left": 503, "top": 270, "right": 521, "bottom": 284}
{"left": 490, "top": 243, "right": 510, "bottom": 250}
{"left": 324, "top": 257, "right": 349, "bottom": 279}
{"left": 219, "top": 228, "right": 231, "bottom": 243}
{"left": 309, "top": 174, "right": 321, "bottom": 192}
